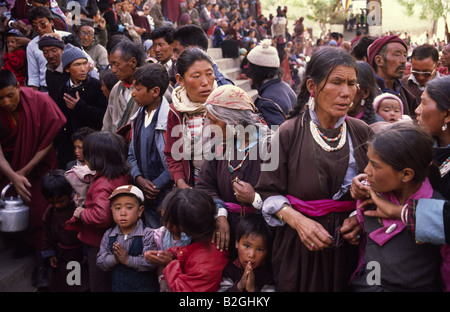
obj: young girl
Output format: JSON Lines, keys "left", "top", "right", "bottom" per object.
{"left": 65, "top": 131, "right": 131, "bottom": 292}
{"left": 97, "top": 185, "right": 159, "bottom": 292}
{"left": 350, "top": 122, "right": 450, "bottom": 291}
{"left": 145, "top": 188, "right": 228, "bottom": 292}
{"left": 373, "top": 93, "right": 411, "bottom": 123}
{"left": 218, "top": 213, "right": 275, "bottom": 292}
{"left": 65, "top": 127, "right": 96, "bottom": 207}
{"left": 143, "top": 189, "right": 192, "bottom": 292}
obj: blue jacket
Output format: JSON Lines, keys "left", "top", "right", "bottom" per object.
{"left": 255, "top": 77, "right": 297, "bottom": 128}
{"left": 128, "top": 97, "right": 172, "bottom": 190}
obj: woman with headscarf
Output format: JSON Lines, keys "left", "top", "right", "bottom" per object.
{"left": 255, "top": 47, "right": 373, "bottom": 291}
{"left": 195, "top": 84, "right": 272, "bottom": 255}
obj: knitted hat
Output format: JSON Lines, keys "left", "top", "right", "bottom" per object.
{"left": 61, "top": 43, "right": 88, "bottom": 69}
{"left": 38, "top": 34, "right": 64, "bottom": 50}
{"left": 205, "top": 85, "right": 255, "bottom": 112}
{"left": 373, "top": 93, "right": 404, "bottom": 115}
{"left": 247, "top": 39, "right": 280, "bottom": 68}
{"left": 367, "top": 35, "right": 408, "bottom": 68}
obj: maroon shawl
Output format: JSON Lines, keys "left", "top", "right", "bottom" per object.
{"left": 0, "top": 87, "right": 66, "bottom": 248}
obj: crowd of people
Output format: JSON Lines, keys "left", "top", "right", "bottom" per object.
{"left": 0, "top": 0, "right": 449, "bottom": 294}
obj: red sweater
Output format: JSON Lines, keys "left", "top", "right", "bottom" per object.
{"left": 163, "top": 241, "right": 229, "bottom": 292}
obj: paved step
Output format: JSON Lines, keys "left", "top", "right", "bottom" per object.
{"left": 0, "top": 248, "right": 35, "bottom": 292}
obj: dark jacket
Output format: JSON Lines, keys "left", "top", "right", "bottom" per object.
{"left": 255, "top": 77, "right": 297, "bottom": 128}
{"left": 56, "top": 75, "right": 108, "bottom": 132}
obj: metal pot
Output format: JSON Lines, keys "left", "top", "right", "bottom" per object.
{"left": 0, "top": 183, "right": 29, "bottom": 232}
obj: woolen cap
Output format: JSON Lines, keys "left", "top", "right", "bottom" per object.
{"left": 373, "top": 93, "right": 404, "bottom": 115}
{"left": 367, "top": 35, "right": 408, "bottom": 68}
{"left": 247, "top": 39, "right": 280, "bottom": 68}
{"left": 109, "top": 185, "right": 145, "bottom": 203}
{"left": 61, "top": 43, "right": 87, "bottom": 69}
{"left": 38, "top": 34, "right": 64, "bottom": 50}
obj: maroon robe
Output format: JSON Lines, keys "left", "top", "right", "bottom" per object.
{"left": 0, "top": 87, "right": 66, "bottom": 249}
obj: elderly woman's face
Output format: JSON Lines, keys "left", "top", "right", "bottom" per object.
{"left": 177, "top": 60, "right": 215, "bottom": 103}
{"left": 314, "top": 65, "right": 358, "bottom": 124}
{"left": 415, "top": 90, "right": 447, "bottom": 137}
{"left": 207, "top": 112, "right": 227, "bottom": 141}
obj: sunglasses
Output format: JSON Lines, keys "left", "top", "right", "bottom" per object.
{"left": 411, "top": 66, "right": 436, "bottom": 77}
{"left": 32, "top": 21, "right": 50, "bottom": 30}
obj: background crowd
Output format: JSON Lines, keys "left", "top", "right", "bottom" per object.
{"left": 0, "top": 0, "right": 449, "bottom": 293}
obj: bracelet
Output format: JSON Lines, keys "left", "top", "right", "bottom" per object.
{"left": 349, "top": 210, "right": 357, "bottom": 218}
{"left": 401, "top": 203, "right": 409, "bottom": 225}
{"left": 252, "top": 192, "right": 263, "bottom": 210}
{"left": 158, "top": 274, "right": 164, "bottom": 283}
{"left": 278, "top": 206, "right": 288, "bottom": 221}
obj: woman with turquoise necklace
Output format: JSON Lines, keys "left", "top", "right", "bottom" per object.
{"left": 195, "top": 84, "right": 272, "bottom": 258}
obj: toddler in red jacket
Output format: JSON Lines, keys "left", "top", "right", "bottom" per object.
{"left": 144, "top": 188, "right": 229, "bottom": 292}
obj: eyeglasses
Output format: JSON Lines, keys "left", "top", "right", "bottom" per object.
{"left": 79, "top": 31, "right": 94, "bottom": 38}
{"left": 411, "top": 66, "right": 436, "bottom": 77}
{"left": 32, "top": 21, "right": 50, "bottom": 30}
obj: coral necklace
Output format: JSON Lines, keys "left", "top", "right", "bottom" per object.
{"left": 440, "top": 157, "right": 450, "bottom": 177}
{"left": 227, "top": 149, "right": 250, "bottom": 173}
{"left": 310, "top": 120, "right": 347, "bottom": 152}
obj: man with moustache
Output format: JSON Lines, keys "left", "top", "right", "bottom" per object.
{"left": 39, "top": 34, "right": 67, "bottom": 103}
{"left": 26, "top": 6, "right": 71, "bottom": 92}
{"left": 367, "top": 35, "right": 418, "bottom": 117}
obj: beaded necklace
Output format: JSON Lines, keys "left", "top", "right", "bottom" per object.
{"left": 440, "top": 157, "right": 450, "bottom": 177}
{"left": 227, "top": 149, "right": 250, "bottom": 173}
{"left": 309, "top": 120, "right": 347, "bottom": 152}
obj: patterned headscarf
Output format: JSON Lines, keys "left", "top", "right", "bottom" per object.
{"left": 204, "top": 85, "right": 255, "bottom": 112}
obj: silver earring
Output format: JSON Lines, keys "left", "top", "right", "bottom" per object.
{"left": 360, "top": 99, "right": 365, "bottom": 106}
{"left": 308, "top": 96, "right": 315, "bottom": 111}
{"left": 443, "top": 123, "right": 448, "bottom": 131}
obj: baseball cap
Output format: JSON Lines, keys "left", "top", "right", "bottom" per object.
{"left": 109, "top": 185, "right": 145, "bottom": 203}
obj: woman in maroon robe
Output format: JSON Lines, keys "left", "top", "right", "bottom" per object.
{"left": 0, "top": 69, "right": 66, "bottom": 252}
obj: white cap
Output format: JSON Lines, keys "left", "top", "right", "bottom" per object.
{"left": 247, "top": 39, "right": 280, "bottom": 68}
{"left": 109, "top": 185, "right": 144, "bottom": 202}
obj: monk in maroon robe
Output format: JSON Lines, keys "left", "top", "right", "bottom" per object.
{"left": 0, "top": 69, "right": 66, "bottom": 251}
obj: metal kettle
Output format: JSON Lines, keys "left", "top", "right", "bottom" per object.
{"left": 0, "top": 183, "right": 29, "bottom": 232}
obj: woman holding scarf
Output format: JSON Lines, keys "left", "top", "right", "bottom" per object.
{"left": 255, "top": 47, "right": 373, "bottom": 291}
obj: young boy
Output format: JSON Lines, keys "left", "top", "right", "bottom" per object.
{"left": 41, "top": 169, "right": 89, "bottom": 291}
{"left": 128, "top": 63, "right": 173, "bottom": 229}
{"left": 219, "top": 213, "right": 276, "bottom": 292}
{"left": 96, "top": 185, "right": 159, "bottom": 292}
